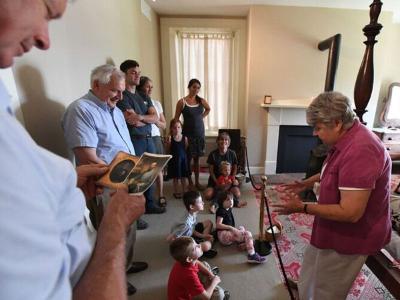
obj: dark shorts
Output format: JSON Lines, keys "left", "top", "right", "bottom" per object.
{"left": 193, "top": 223, "right": 205, "bottom": 244}
{"left": 152, "top": 136, "right": 164, "bottom": 155}
{"left": 187, "top": 136, "right": 205, "bottom": 157}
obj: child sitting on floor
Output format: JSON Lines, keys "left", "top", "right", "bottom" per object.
{"left": 209, "top": 161, "right": 247, "bottom": 213}
{"left": 167, "top": 191, "right": 218, "bottom": 258}
{"left": 168, "top": 237, "right": 229, "bottom": 300}
{"left": 216, "top": 191, "right": 266, "bottom": 264}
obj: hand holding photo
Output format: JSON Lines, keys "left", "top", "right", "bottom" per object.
{"left": 97, "top": 151, "right": 171, "bottom": 195}
{"left": 97, "top": 151, "right": 139, "bottom": 189}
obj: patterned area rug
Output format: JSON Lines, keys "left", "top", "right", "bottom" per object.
{"left": 252, "top": 174, "right": 400, "bottom": 300}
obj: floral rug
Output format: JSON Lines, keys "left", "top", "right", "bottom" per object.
{"left": 252, "top": 174, "right": 400, "bottom": 300}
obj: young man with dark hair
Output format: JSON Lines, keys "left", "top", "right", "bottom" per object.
{"left": 118, "top": 59, "right": 165, "bottom": 215}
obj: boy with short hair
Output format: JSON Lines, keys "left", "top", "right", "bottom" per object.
{"left": 167, "top": 191, "right": 217, "bottom": 258}
{"left": 168, "top": 237, "right": 229, "bottom": 300}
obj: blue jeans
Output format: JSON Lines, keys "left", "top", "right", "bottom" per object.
{"left": 132, "top": 138, "right": 157, "bottom": 209}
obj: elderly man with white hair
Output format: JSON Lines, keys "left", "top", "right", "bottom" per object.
{"left": 62, "top": 64, "right": 148, "bottom": 295}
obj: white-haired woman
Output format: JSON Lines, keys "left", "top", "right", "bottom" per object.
{"left": 273, "top": 91, "right": 391, "bottom": 299}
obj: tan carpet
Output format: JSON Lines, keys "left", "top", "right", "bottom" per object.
{"left": 128, "top": 174, "right": 290, "bottom": 299}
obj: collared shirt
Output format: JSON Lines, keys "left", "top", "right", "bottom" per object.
{"left": 311, "top": 120, "right": 392, "bottom": 255}
{"left": 62, "top": 91, "right": 135, "bottom": 164}
{"left": 0, "top": 80, "right": 92, "bottom": 299}
{"left": 117, "top": 90, "right": 153, "bottom": 137}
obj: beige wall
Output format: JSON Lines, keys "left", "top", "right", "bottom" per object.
{"left": 11, "top": 0, "right": 162, "bottom": 159}
{"left": 245, "top": 5, "right": 396, "bottom": 168}
{"left": 8, "top": 2, "right": 400, "bottom": 170}
{"left": 159, "top": 17, "right": 247, "bottom": 131}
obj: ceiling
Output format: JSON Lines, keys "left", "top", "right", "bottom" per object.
{"left": 145, "top": 0, "right": 400, "bottom": 21}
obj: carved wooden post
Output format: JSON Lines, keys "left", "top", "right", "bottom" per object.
{"left": 318, "top": 34, "right": 341, "bottom": 92}
{"left": 354, "top": 0, "right": 383, "bottom": 124}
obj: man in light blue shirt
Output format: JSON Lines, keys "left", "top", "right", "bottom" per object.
{"left": 0, "top": 1, "right": 145, "bottom": 299}
{"left": 62, "top": 64, "right": 149, "bottom": 295}
{"left": 62, "top": 64, "right": 135, "bottom": 164}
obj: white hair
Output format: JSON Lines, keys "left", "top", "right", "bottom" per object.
{"left": 306, "top": 91, "right": 356, "bottom": 129}
{"left": 90, "top": 64, "right": 125, "bottom": 87}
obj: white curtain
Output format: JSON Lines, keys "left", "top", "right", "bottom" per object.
{"left": 175, "top": 31, "right": 234, "bottom": 132}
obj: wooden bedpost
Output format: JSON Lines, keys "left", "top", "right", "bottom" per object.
{"left": 353, "top": 0, "right": 383, "bottom": 124}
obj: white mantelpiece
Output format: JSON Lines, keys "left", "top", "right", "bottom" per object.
{"left": 261, "top": 98, "right": 313, "bottom": 174}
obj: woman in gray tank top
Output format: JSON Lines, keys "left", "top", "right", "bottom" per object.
{"left": 174, "top": 79, "right": 211, "bottom": 190}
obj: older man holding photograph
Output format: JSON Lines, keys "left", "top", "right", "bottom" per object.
{"left": 0, "top": 1, "right": 145, "bottom": 299}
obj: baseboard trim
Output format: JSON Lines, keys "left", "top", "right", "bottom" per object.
{"left": 248, "top": 166, "right": 264, "bottom": 175}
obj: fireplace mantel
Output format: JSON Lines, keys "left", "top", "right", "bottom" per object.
{"left": 261, "top": 98, "right": 313, "bottom": 109}
{"left": 261, "top": 98, "right": 313, "bottom": 174}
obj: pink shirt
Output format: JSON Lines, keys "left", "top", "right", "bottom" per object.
{"left": 311, "top": 120, "right": 392, "bottom": 255}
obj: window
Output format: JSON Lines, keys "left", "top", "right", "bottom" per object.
{"left": 174, "top": 30, "right": 236, "bottom": 133}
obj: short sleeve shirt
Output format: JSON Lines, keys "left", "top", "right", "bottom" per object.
{"left": 216, "top": 207, "right": 235, "bottom": 228}
{"left": 311, "top": 120, "right": 392, "bottom": 255}
{"left": 62, "top": 91, "right": 135, "bottom": 164}
{"left": 168, "top": 262, "right": 204, "bottom": 300}
{"left": 117, "top": 90, "right": 153, "bottom": 136}
{"left": 0, "top": 80, "right": 93, "bottom": 299}
{"left": 170, "top": 213, "right": 197, "bottom": 238}
{"left": 207, "top": 149, "right": 238, "bottom": 178}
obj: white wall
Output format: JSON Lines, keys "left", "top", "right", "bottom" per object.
{"left": 11, "top": 0, "right": 162, "bottom": 159}
{"left": 245, "top": 5, "right": 396, "bottom": 167}
{"left": 8, "top": 2, "right": 400, "bottom": 170}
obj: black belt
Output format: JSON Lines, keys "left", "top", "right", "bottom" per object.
{"left": 132, "top": 134, "right": 152, "bottom": 139}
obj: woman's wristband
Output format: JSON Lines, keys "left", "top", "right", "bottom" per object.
{"left": 303, "top": 204, "right": 308, "bottom": 214}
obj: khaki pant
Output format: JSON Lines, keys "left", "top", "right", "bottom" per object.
{"left": 298, "top": 244, "right": 367, "bottom": 300}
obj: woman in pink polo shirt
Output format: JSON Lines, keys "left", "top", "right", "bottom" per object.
{"left": 273, "top": 91, "right": 392, "bottom": 299}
